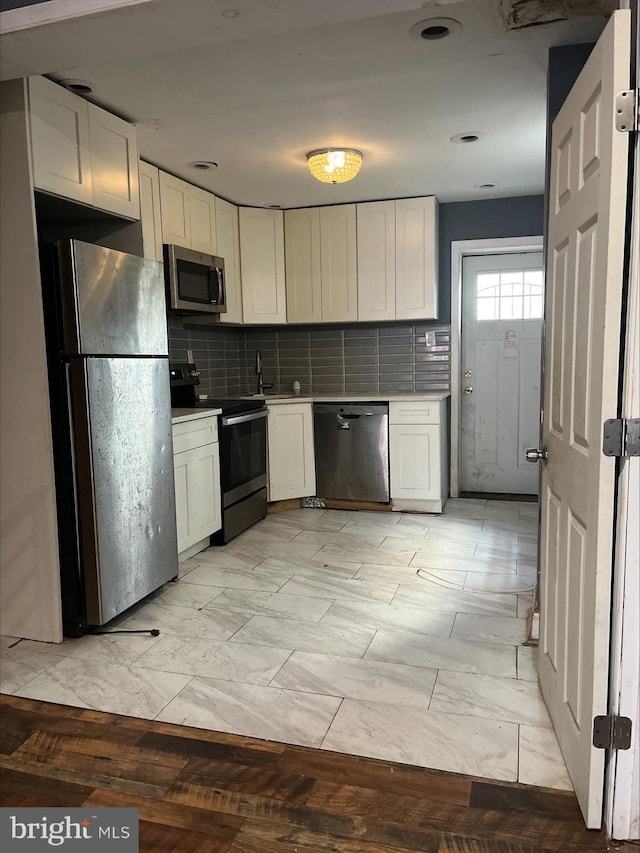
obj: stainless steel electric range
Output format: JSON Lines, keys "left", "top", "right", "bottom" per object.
{"left": 170, "top": 363, "right": 267, "bottom": 544}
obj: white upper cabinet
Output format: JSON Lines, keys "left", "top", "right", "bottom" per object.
{"left": 188, "top": 184, "right": 217, "bottom": 254}
{"left": 284, "top": 207, "right": 322, "bottom": 324}
{"left": 158, "top": 171, "right": 217, "bottom": 254}
{"left": 158, "top": 172, "right": 190, "bottom": 247}
{"left": 29, "top": 75, "right": 140, "bottom": 219}
{"left": 395, "top": 196, "right": 438, "bottom": 320}
{"left": 239, "top": 207, "right": 286, "bottom": 324}
{"left": 215, "top": 196, "right": 243, "bottom": 324}
{"left": 28, "top": 75, "right": 93, "bottom": 205}
{"left": 357, "top": 200, "right": 396, "bottom": 321}
{"left": 88, "top": 104, "right": 139, "bottom": 219}
{"left": 138, "top": 161, "right": 163, "bottom": 262}
{"left": 320, "top": 204, "right": 358, "bottom": 322}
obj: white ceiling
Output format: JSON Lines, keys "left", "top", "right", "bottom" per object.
{"left": 0, "top": 0, "right": 607, "bottom": 207}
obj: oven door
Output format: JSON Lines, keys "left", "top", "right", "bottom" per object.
{"left": 220, "top": 409, "right": 267, "bottom": 507}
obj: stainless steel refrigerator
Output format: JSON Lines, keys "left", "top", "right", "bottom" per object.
{"left": 41, "top": 239, "right": 178, "bottom": 636}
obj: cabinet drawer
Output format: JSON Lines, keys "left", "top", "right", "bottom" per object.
{"left": 172, "top": 416, "right": 218, "bottom": 452}
{"left": 389, "top": 401, "right": 440, "bottom": 425}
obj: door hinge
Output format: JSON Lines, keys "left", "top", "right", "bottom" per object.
{"left": 616, "top": 89, "right": 638, "bottom": 132}
{"left": 593, "top": 715, "right": 632, "bottom": 750}
{"left": 602, "top": 419, "right": 640, "bottom": 457}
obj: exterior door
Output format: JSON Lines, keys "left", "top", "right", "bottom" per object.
{"left": 538, "top": 9, "right": 631, "bottom": 829}
{"left": 460, "top": 252, "right": 543, "bottom": 494}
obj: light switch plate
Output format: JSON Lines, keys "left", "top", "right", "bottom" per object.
{"left": 425, "top": 331, "right": 436, "bottom": 347}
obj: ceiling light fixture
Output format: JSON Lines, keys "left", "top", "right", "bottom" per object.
{"left": 409, "top": 18, "right": 462, "bottom": 41}
{"left": 451, "top": 132, "right": 480, "bottom": 144}
{"left": 188, "top": 161, "right": 218, "bottom": 170}
{"left": 59, "top": 79, "right": 93, "bottom": 94}
{"left": 306, "top": 148, "right": 363, "bottom": 184}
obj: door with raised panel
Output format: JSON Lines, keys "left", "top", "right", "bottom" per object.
{"left": 395, "top": 196, "right": 438, "bottom": 320}
{"left": 460, "top": 252, "right": 543, "bottom": 495}
{"left": 215, "top": 196, "right": 242, "bottom": 324}
{"left": 357, "top": 200, "right": 395, "bottom": 321}
{"left": 285, "top": 207, "right": 322, "bottom": 323}
{"left": 88, "top": 104, "right": 139, "bottom": 219}
{"left": 538, "top": 10, "right": 631, "bottom": 828}
{"left": 159, "top": 171, "right": 191, "bottom": 248}
{"left": 28, "top": 75, "right": 92, "bottom": 205}
{"left": 189, "top": 185, "right": 217, "bottom": 254}
{"left": 267, "top": 403, "right": 316, "bottom": 501}
{"left": 139, "top": 161, "right": 163, "bottom": 262}
{"left": 389, "top": 423, "right": 440, "bottom": 501}
{"left": 320, "top": 204, "right": 358, "bottom": 322}
{"left": 173, "top": 445, "right": 221, "bottom": 552}
{"left": 239, "top": 207, "right": 286, "bottom": 324}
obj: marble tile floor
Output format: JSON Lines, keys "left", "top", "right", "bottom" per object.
{"left": 0, "top": 498, "right": 573, "bottom": 792}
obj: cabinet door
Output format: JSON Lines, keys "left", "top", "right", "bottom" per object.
{"left": 88, "top": 103, "right": 139, "bottom": 219}
{"left": 215, "top": 197, "right": 242, "bottom": 323}
{"left": 138, "top": 161, "right": 163, "bottom": 262}
{"left": 267, "top": 403, "right": 316, "bottom": 501}
{"left": 159, "top": 171, "right": 191, "bottom": 248}
{"left": 357, "top": 200, "right": 396, "bottom": 321}
{"left": 189, "top": 185, "right": 217, "bottom": 254}
{"left": 285, "top": 207, "right": 322, "bottom": 323}
{"left": 173, "top": 443, "right": 221, "bottom": 552}
{"left": 28, "top": 75, "right": 92, "bottom": 205}
{"left": 395, "top": 196, "right": 438, "bottom": 320}
{"left": 239, "top": 207, "right": 286, "bottom": 324}
{"left": 320, "top": 204, "right": 358, "bottom": 322}
{"left": 389, "top": 423, "right": 441, "bottom": 501}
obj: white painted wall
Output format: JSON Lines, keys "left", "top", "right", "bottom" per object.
{"left": 0, "top": 79, "right": 63, "bottom": 643}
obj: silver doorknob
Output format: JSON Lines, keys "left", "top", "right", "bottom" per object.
{"left": 464, "top": 386, "right": 473, "bottom": 395}
{"left": 525, "top": 447, "right": 548, "bottom": 464}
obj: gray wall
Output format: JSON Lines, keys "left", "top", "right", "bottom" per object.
{"left": 437, "top": 195, "right": 545, "bottom": 322}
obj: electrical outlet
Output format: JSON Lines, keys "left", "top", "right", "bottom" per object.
{"left": 425, "top": 331, "right": 436, "bottom": 347}
{"left": 187, "top": 349, "right": 193, "bottom": 363}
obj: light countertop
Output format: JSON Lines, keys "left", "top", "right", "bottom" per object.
{"left": 172, "top": 392, "right": 449, "bottom": 421}
{"left": 171, "top": 407, "right": 222, "bottom": 424}
{"left": 253, "top": 392, "right": 450, "bottom": 405}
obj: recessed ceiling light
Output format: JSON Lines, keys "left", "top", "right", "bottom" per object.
{"left": 188, "top": 161, "right": 218, "bottom": 170}
{"left": 409, "top": 17, "right": 462, "bottom": 41}
{"left": 451, "top": 132, "right": 480, "bottom": 144}
{"left": 59, "top": 79, "right": 93, "bottom": 95}
{"left": 474, "top": 182, "right": 499, "bottom": 189}
{"left": 221, "top": 8, "right": 240, "bottom": 17}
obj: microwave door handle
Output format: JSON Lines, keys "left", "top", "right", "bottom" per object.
{"left": 207, "top": 266, "right": 225, "bottom": 308}
{"left": 207, "top": 267, "right": 217, "bottom": 305}
{"left": 216, "top": 267, "right": 226, "bottom": 308}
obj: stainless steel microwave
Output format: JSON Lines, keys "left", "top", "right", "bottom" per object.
{"left": 164, "top": 244, "right": 227, "bottom": 314}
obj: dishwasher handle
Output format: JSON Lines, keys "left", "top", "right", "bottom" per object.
{"left": 338, "top": 412, "right": 361, "bottom": 420}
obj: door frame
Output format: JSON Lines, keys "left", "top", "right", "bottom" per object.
{"left": 450, "top": 236, "right": 543, "bottom": 497}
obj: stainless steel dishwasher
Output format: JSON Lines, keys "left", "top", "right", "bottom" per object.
{"left": 313, "top": 402, "right": 389, "bottom": 502}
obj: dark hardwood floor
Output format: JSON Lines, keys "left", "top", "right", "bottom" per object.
{"left": 0, "top": 694, "right": 634, "bottom": 852}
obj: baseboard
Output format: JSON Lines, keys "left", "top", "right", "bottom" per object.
{"left": 267, "top": 498, "right": 303, "bottom": 514}
{"left": 322, "top": 499, "right": 393, "bottom": 512}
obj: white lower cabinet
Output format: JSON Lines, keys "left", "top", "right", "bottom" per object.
{"left": 172, "top": 415, "right": 221, "bottom": 557}
{"left": 267, "top": 402, "right": 316, "bottom": 501}
{"left": 389, "top": 400, "right": 448, "bottom": 512}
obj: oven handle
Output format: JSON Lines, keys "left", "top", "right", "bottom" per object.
{"left": 221, "top": 409, "right": 268, "bottom": 427}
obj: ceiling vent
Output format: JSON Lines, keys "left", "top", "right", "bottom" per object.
{"left": 496, "top": 0, "right": 615, "bottom": 30}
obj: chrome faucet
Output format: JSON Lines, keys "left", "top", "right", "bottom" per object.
{"left": 255, "top": 349, "right": 274, "bottom": 394}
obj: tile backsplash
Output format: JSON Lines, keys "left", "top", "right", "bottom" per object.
{"left": 168, "top": 317, "right": 450, "bottom": 398}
